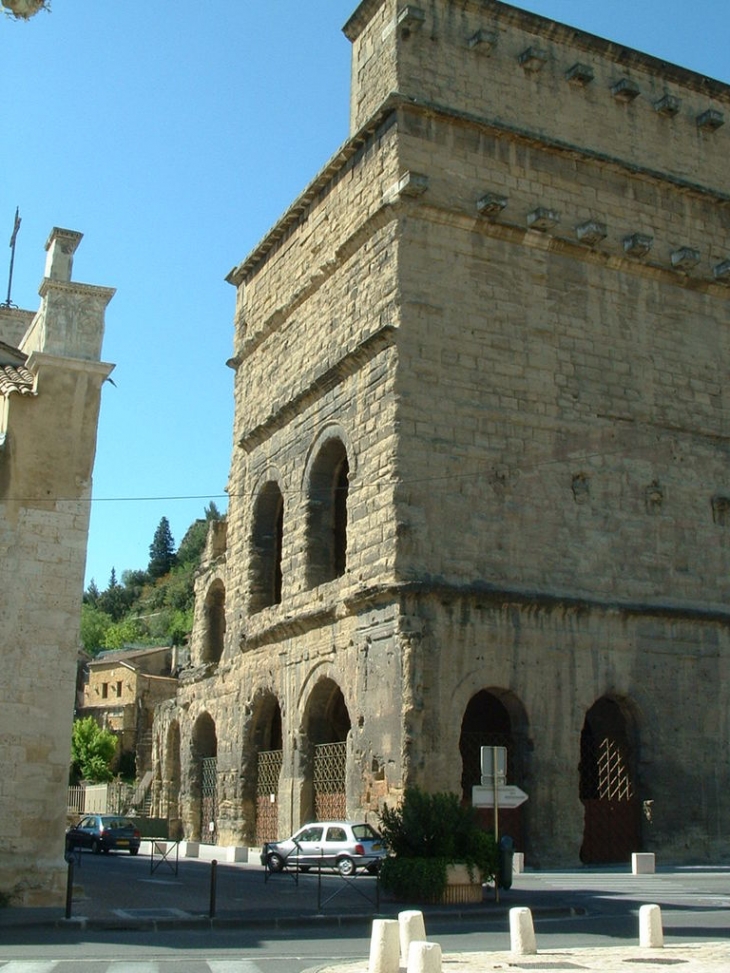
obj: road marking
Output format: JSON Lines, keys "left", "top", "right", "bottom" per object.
{"left": 106, "top": 964, "right": 160, "bottom": 973}
{"left": 208, "top": 963, "right": 263, "bottom": 973}
{"left": 0, "top": 965, "right": 58, "bottom": 972}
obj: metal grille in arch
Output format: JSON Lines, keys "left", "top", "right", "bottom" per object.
{"left": 313, "top": 741, "right": 346, "bottom": 820}
{"left": 256, "top": 749, "right": 282, "bottom": 844}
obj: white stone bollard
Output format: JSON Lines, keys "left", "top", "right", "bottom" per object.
{"left": 368, "top": 918, "right": 400, "bottom": 973}
{"left": 509, "top": 906, "right": 537, "bottom": 955}
{"left": 632, "top": 852, "right": 656, "bottom": 875}
{"left": 639, "top": 904, "right": 664, "bottom": 948}
{"left": 407, "top": 941, "right": 442, "bottom": 973}
{"left": 399, "top": 909, "right": 427, "bottom": 963}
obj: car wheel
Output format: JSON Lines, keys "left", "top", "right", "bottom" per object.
{"left": 366, "top": 861, "right": 381, "bottom": 875}
{"left": 337, "top": 856, "right": 356, "bottom": 877}
{"left": 129, "top": 847, "right": 139, "bottom": 856}
{"left": 267, "top": 852, "right": 285, "bottom": 872}
{"left": 91, "top": 839, "right": 101, "bottom": 855}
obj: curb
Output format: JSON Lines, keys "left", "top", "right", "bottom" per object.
{"left": 0, "top": 903, "right": 582, "bottom": 934}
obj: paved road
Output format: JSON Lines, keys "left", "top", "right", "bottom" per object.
{"left": 1, "top": 857, "right": 728, "bottom": 972}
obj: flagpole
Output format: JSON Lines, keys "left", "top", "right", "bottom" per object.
{"left": 3, "top": 207, "right": 21, "bottom": 308}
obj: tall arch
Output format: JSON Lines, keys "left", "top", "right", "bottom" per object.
{"left": 242, "top": 691, "right": 283, "bottom": 845}
{"left": 191, "top": 712, "right": 218, "bottom": 844}
{"left": 301, "top": 678, "right": 351, "bottom": 822}
{"left": 250, "top": 481, "right": 284, "bottom": 613}
{"left": 579, "top": 695, "right": 641, "bottom": 863}
{"left": 459, "top": 688, "right": 530, "bottom": 849}
{"left": 202, "top": 580, "right": 225, "bottom": 664}
{"left": 305, "top": 437, "right": 349, "bottom": 588}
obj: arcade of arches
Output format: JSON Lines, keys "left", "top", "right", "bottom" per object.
{"left": 153, "top": 676, "right": 644, "bottom": 866}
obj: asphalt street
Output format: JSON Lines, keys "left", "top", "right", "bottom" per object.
{"left": 0, "top": 855, "right": 728, "bottom": 972}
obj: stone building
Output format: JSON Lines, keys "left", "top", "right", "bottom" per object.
{"left": 153, "top": 0, "right": 730, "bottom": 866}
{"left": 0, "top": 228, "right": 114, "bottom": 904}
{"left": 79, "top": 646, "right": 178, "bottom": 782}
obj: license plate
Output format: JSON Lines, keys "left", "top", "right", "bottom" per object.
{"left": 372, "top": 843, "right": 382, "bottom": 850}
{"left": 116, "top": 839, "right": 129, "bottom": 846}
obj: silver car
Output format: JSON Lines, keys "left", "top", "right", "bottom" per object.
{"left": 261, "top": 821, "right": 386, "bottom": 876}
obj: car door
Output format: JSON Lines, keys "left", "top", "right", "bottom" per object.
{"left": 76, "top": 816, "right": 97, "bottom": 849}
{"left": 292, "top": 825, "right": 324, "bottom": 867}
{"left": 324, "top": 825, "right": 349, "bottom": 867}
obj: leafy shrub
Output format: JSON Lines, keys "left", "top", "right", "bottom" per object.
{"left": 379, "top": 856, "right": 449, "bottom": 903}
{"left": 378, "top": 787, "right": 497, "bottom": 901}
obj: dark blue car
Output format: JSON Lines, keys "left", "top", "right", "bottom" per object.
{"left": 66, "top": 814, "right": 141, "bottom": 855}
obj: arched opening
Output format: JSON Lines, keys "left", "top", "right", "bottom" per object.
{"left": 302, "top": 678, "right": 351, "bottom": 822}
{"left": 579, "top": 695, "right": 641, "bottom": 863}
{"left": 202, "top": 580, "right": 225, "bottom": 664}
{"left": 191, "top": 712, "right": 218, "bottom": 844}
{"left": 459, "top": 688, "right": 530, "bottom": 851}
{"left": 248, "top": 694, "right": 283, "bottom": 844}
{"left": 250, "top": 482, "right": 284, "bottom": 612}
{"left": 305, "top": 438, "right": 349, "bottom": 588}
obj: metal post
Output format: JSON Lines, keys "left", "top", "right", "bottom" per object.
{"left": 65, "top": 859, "right": 74, "bottom": 920}
{"left": 209, "top": 859, "right": 217, "bottom": 918}
{"left": 494, "top": 745, "right": 500, "bottom": 903}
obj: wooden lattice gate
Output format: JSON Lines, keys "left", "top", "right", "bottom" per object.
{"left": 313, "top": 741, "right": 346, "bottom": 820}
{"left": 256, "top": 749, "right": 282, "bottom": 844}
{"left": 201, "top": 756, "right": 218, "bottom": 845}
{"left": 580, "top": 731, "right": 640, "bottom": 863}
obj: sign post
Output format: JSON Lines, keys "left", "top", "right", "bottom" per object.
{"left": 473, "top": 747, "right": 528, "bottom": 901}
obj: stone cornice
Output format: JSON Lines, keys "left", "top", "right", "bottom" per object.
{"left": 343, "top": 0, "right": 730, "bottom": 101}
{"left": 38, "top": 277, "right": 116, "bottom": 306}
{"left": 242, "top": 577, "right": 730, "bottom": 651}
{"left": 226, "top": 95, "right": 401, "bottom": 287}
{"left": 26, "top": 351, "right": 115, "bottom": 381}
{"left": 227, "top": 89, "right": 727, "bottom": 291}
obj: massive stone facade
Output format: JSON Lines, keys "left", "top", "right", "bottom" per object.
{"left": 153, "top": 0, "right": 730, "bottom": 866}
{"left": 0, "top": 229, "right": 114, "bottom": 904}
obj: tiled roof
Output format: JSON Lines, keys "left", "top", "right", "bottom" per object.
{"left": 0, "top": 341, "right": 35, "bottom": 397}
{"left": 0, "top": 362, "right": 35, "bottom": 397}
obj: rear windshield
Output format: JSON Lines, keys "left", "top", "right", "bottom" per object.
{"left": 352, "top": 823, "right": 380, "bottom": 840}
{"left": 104, "top": 818, "right": 135, "bottom": 829}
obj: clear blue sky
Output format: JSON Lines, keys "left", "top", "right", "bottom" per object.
{"left": 3, "top": 1, "right": 728, "bottom": 590}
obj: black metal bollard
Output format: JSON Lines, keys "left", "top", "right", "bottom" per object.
{"left": 209, "top": 859, "right": 217, "bottom": 918}
{"left": 65, "top": 858, "right": 74, "bottom": 919}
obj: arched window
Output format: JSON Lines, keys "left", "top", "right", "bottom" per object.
{"left": 306, "top": 438, "right": 349, "bottom": 588}
{"left": 202, "top": 580, "right": 225, "bottom": 664}
{"left": 250, "top": 481, "right": 284, "bottom": 613}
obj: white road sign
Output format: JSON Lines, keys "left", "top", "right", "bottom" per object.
{"left": 472, "top": 784, "right": 528, "bottom": 809}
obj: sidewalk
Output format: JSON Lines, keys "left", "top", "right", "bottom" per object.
{"left": 313, "top": 942, "right": 730, "bottom": 973}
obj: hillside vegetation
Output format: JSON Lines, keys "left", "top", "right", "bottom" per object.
{"left": 81, "top": 503, "right": 221, "bottom": 654}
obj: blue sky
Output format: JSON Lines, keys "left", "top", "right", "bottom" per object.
{"left": 2, "top": 0, "right": 728, "bottom": 590}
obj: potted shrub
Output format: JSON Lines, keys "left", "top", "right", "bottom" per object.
{"left": 378, "top": 787, "right": 497, "bottom": 903}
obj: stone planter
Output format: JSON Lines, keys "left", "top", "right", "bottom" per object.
{"left": 440, "top": 863, "right": 484, "bottom": 904}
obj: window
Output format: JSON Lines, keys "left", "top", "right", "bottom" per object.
{"left": 101, "top": 683, "right": 108, "bottom": 699}
{"left": 116, "top": 681, "right": 123, "bottom": 697}
{"left": 306, "top": 438, "right": 349, "bottom": 588}
{"left": 250, "top": 481, "right": 284, "bottom": 613}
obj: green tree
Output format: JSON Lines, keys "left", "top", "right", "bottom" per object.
{"left": 148, "top": 517, "right": 176, "bottom": 579}
{"left": 80, "top": 603, "right": 113, "bottom": 655}
{"left": 70, "top": 716, "right": 118, "bottom": 783}
{"left": 101, "top": 616, "right": 144, "bottom": 650}
{"left": 84, "top": 578, "right": 101, "bottom": 606}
